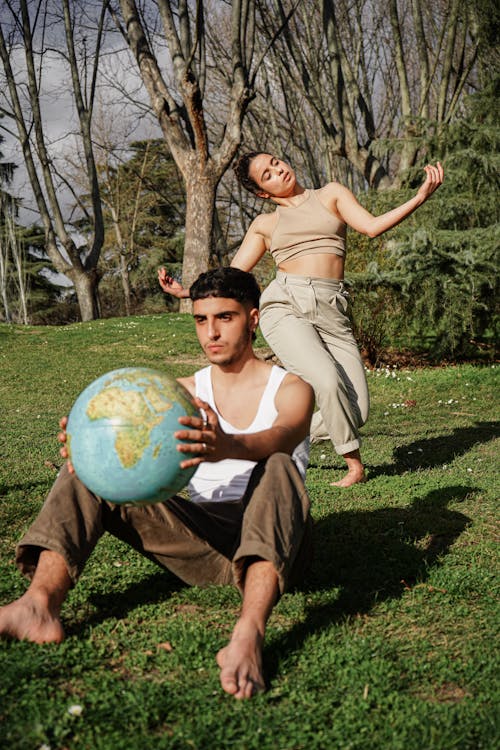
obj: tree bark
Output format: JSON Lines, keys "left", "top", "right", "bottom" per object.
{"left": 70, "top": 267, "right": 100, "bottom": 321}
{"left": 179, "top": 168, "right": 217, "bottom": 311}
{"left": 0, "top": 1, "right": 107, "bottom": 321}
{"left": 116, "top": 0, "right": 255, "bottom": 288}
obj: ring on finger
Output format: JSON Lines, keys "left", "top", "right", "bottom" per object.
{"left": 202, "top": 442, "right": 207, "bottom": 451}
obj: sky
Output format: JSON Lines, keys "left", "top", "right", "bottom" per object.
{"left": 1, "top": 44, "right": 157, "bottom": 225}
{"left": 0, "top": 0, "right": 161, "bottom": 232}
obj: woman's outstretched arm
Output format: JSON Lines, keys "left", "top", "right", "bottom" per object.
{"left": 334, "top": 162, "right": 444, "bottom": 238}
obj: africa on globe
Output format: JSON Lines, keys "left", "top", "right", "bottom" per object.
{"left": 66, "top": 367, "right": 199, "bottom": 505}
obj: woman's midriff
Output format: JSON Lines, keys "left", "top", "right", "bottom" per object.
{"left": 278, "top": 253, "right": 345, "bottom": 280}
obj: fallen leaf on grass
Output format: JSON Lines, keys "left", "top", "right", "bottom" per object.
{"left": 434, "top": 682, "right": 469, "bottom": 703}
{"left": 157, "top": 641, "right": 174, "bottom": 652}
{"left": 401, "top": 579, "right": 447, "bottom": 594}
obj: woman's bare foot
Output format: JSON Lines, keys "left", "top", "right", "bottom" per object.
{"left": 216, "top": 628, "right": 265, "bottom": 699}
{"left": 330, "top": 448, "right": 367, "bottom": 487}
{"left": 0, "top": 591, "right": 65, "bottom": 644}
{"left": 331, "top": 469, "right": 367, "bottom": 487}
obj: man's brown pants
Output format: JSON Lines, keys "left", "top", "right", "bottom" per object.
{"left": 16, "top": 453, "right": 312, "bottom": 596}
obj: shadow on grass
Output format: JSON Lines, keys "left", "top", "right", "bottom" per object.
{"left": 65, "top": 570, "right": 186, "bottom": 636}
{"left": 310, "top": 421, "right": 499, "bottom": 478}
{"left": 264, "top": 483, "right": 472, "bottom": 681}
{"left": 66, "top": 485, "right": 471, "bottom": 673}
{"left": 378, "top": 420, "right": 500, "bottom": 477}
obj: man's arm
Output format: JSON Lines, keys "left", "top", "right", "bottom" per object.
{"left": 175, "top": 374, "right": 314, "bottom": 469}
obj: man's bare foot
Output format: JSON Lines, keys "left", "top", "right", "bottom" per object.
{"left": 216, "top": 630, "right": 265, "bottom": 699}
{"left": 331, "top": 469, "right": 367, "bottom": 488}
{"left": 0, "top": 592, "right": 65, "bottom": 644}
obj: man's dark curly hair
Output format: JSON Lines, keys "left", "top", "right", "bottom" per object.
{"left": 232, "top": 151, "right": 263, "bottom": 195}
{"left": 190, "top": 267, "right": 261, "bottom": 309}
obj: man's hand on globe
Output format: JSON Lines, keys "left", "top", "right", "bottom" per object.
{"left": 175, "top": 398, "right": 230, "bottom": 469}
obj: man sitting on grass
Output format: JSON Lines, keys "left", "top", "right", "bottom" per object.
{"left": 0, "top": 267, "right": 314, "bottom": 700}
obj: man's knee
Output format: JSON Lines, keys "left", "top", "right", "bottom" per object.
{"left": 261, "top": 452, "right": 306, "bottom": 490}
{"left": 265, "top": 451, "right": 297, "bottom": 471}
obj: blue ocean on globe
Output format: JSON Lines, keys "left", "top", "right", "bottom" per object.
{"left": 66, "top": 367, "right": 199, "bottom": 504}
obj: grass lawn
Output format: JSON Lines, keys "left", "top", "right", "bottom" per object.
{"left": 0, "top": 315, "right": 498, "bottom": 750}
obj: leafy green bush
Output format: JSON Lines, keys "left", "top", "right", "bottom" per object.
{"left": 347, "top": 81, "right": 499, "bottom": 361}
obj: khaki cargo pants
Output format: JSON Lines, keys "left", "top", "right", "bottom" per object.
{"left": 259, "top": 271, "right": 369, "bottom": 455}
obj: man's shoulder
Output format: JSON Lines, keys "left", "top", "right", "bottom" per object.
{"left": 177, "top": 374, "right": 196, "bottom": 398}
{"left": 274, "top": 369, "right": 314, "bottom": 422}
{"left": 276, "top": 368, "right": 314, "bottom": 400}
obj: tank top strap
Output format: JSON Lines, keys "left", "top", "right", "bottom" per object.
{"left": 194, "top": 365, "right": 286, "bottom": 434}
{"left": 251, "top": 365, "right": 287, "bottom": 431}
{"left": 194, "top": 366, "right": 213, "bottom": 408}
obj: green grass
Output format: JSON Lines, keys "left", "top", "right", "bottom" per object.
{"left": 0, "top": 316, "right": 498, "bottom": 750}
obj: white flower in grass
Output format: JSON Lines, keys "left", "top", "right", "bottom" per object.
{"left": 68, "top": 704, "right": 83, "bottom": 716}
{"left": 320, "top": 453, "right": 326, "bottom": 460}
{"left": 384, "top": 411, "right": 389, "bottom": 416}
{"left": 467, "top": 468, "right": 473, "bottom": 473}
{"left": 39, "top": 745, "right": 51, "bottom": 750}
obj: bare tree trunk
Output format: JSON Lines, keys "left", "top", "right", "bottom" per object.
{"left": 179, "top": 170, "right": 217, "bottom": 311}
{"left": 7, "top": 211, "right": 29, "bottom": 324}
{"left": 114, "top": 0, "right": 258, "bottom": 288}
{"left": 249, "top": 0, "right": 478, "bottom": 191}
{"left": 72, "top": 268, "right": 101, "bottom": 321}
{"left": 0, "top": 229, "right": 10, "bottom": 322}
{"left": 119, "top": 251, "right": 132, "bottom": 317}
{"left": 0, "top": 1, "right": 108, "bottom": 321}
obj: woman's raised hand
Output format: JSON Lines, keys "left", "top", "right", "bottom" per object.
{"left": 417, "top": 162, "right": 444, "bottom": 201}
{"left": 158, "top": 268, "right": 189, "bottom": 298}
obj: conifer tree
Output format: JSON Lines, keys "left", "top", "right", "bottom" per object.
{"left": 348, "top": 80, "right": 499, "bottom": 361}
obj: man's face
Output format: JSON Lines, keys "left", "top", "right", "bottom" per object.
{"left": 192, "top": 296, "right": 259, "bottom": 366}
{"left": 248, "top": 153, "right": 296, "bottom": 198}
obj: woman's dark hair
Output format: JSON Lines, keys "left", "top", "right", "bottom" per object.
{"left": 232, "top": 151, "right": 263, "bottom": 195}
{"left": 190, "top": 267, "right": 261, "bottom": 309}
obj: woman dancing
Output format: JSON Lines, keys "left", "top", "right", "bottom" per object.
{"left": 159, "top": 153, "right": 443, "bottom": 486}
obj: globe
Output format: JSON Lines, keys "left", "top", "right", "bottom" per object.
{"left": 66, "top": 367, "right": 199, "bottom": 505}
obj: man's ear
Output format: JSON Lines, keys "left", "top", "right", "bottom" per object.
{"left": 249, "top": 307, "right": 260, "bottom": 333}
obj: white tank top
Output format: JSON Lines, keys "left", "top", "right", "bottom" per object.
{"left": 187, "top": 365, "right": 310, "bottom": 503}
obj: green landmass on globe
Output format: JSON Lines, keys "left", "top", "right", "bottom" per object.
{"left": 86, "top": 369, "right": 176, "bottom": 469}
{"left": 66, "top": 367, "right": 198, "bottom": 504}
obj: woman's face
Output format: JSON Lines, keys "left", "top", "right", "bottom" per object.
{"left": 248, "top": 154, "right": 297, "bottom": 198}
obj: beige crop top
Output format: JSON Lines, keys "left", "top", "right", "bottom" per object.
{"left": 269, "top": 188, "right": 346, "bottom": 265}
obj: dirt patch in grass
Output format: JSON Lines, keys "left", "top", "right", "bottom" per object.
{"left": 423, "top": 682, "right": 470, "bottom": 704}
